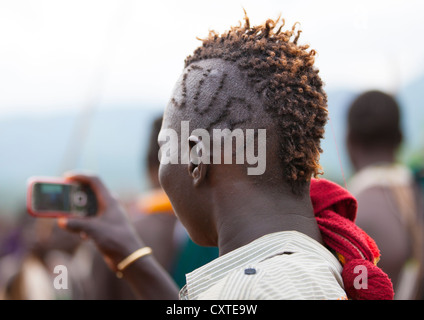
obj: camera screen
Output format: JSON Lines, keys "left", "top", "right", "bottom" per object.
{"left": 32, "top": 183, "right": 72, "bottom": 212}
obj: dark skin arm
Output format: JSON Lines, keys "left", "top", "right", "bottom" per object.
{"left": 57, "top": 173, "right": 179, "bottom": 300}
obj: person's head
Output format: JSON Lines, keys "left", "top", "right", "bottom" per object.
{"left": 346, "top": 90, "right": 402, "bottom": 170}
{"left": 158, "top": 15, "right": 328, "bottom": 246}
{"left": 145, "top": 115, "right": 163, "bottom": 189}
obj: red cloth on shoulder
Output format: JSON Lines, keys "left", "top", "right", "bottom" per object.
{"left": 310, "top": 178, "right": 394, "bottom": 300}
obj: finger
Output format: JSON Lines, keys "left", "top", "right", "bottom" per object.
{"left": 57, "top": 216, "right": 94, "bottom": 236}
{"left": 63, "top": 172, "right": 109, "bottom": 194}
{"left": 63, "top": 172, "right": 114, "bottom": 207}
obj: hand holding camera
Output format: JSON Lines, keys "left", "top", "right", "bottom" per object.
{"left": 26, "top": 173, "right": 146, "bottom": 271}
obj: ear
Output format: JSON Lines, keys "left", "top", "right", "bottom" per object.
{"left": 346, "top": 131, "right": 360, "bottom": 170}
{"left": 346, "top": 130, "right": 356, "bottom": 151}
{"left": 188, "top": 135, "right": 209, "bottom": 187}
{"left": 395, "top": 129, "right": 403, "bottom": 147}
{"left": 346, "top": 131, "right": 354, "bottom": 155}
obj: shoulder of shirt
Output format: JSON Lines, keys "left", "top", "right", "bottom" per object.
{"left": 197, "top": 252, "right": 347, "bottom": 300}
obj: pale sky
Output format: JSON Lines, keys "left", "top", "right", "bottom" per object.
{"left": 0, "top": 0, "right": 423, "bottom": 117}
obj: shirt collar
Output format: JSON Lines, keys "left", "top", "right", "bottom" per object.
{"left": 180, "top": 230, "right": 342, "bottom": 300}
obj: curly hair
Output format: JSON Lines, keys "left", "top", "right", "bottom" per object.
{"left": 181, "top": 14, "right": 328, "bottom": 195}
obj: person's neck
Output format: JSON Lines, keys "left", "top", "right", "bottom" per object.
{"left": 353, "top": 148, "right": 396, "bottom": 172}
{"left": 212, "top": 181, "right": 322, "bottom": 256}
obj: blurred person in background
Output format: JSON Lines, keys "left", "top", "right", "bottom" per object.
{"left": 0, "top": 214, "right": 28, "bottom": 299}
{"left": 346, "top": 90, "right": 424, "bottom": 299}
{"left": 0, "top": 212, "right": 89, "bottom": 299}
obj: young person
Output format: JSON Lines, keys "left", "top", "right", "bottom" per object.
{"left": 58, "top": 15, "right": 393, "bottom": 300}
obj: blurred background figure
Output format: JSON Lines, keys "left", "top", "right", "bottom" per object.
{"left": 86, "top": 115, "right": 219, "bottom": 299}
{"left": 346, "top": 90, "right": 424, "bottom": 299}
{"left": 0, "top": 212, "right": 90, "bottom": 300}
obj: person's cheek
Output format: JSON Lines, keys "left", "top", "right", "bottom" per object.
{"left": 158, "top": 162, "right": 169, "bottom": 191}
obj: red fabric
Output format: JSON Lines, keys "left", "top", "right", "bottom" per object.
{"left": 310, "top": 178, "right": 394, "bottom": 300}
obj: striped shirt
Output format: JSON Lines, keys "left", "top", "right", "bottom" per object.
{"left": 179, "top": 231, "right": 347, "bottom": 300}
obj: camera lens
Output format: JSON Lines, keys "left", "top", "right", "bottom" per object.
{"left": 73, "top": 191, "right": 88, "bottom": 207}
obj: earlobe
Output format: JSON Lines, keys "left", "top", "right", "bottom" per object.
{"left": 191, "top": 162, "right": 207, "bottom": 187}
{"left": 188, "top": 135, "right": 209, "bottom": 187}
{"left": 192, "top": 167, "right": 200, "bottom": 179}
{"left": 188, "top": 159, "right": 207, "bottom": 187}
